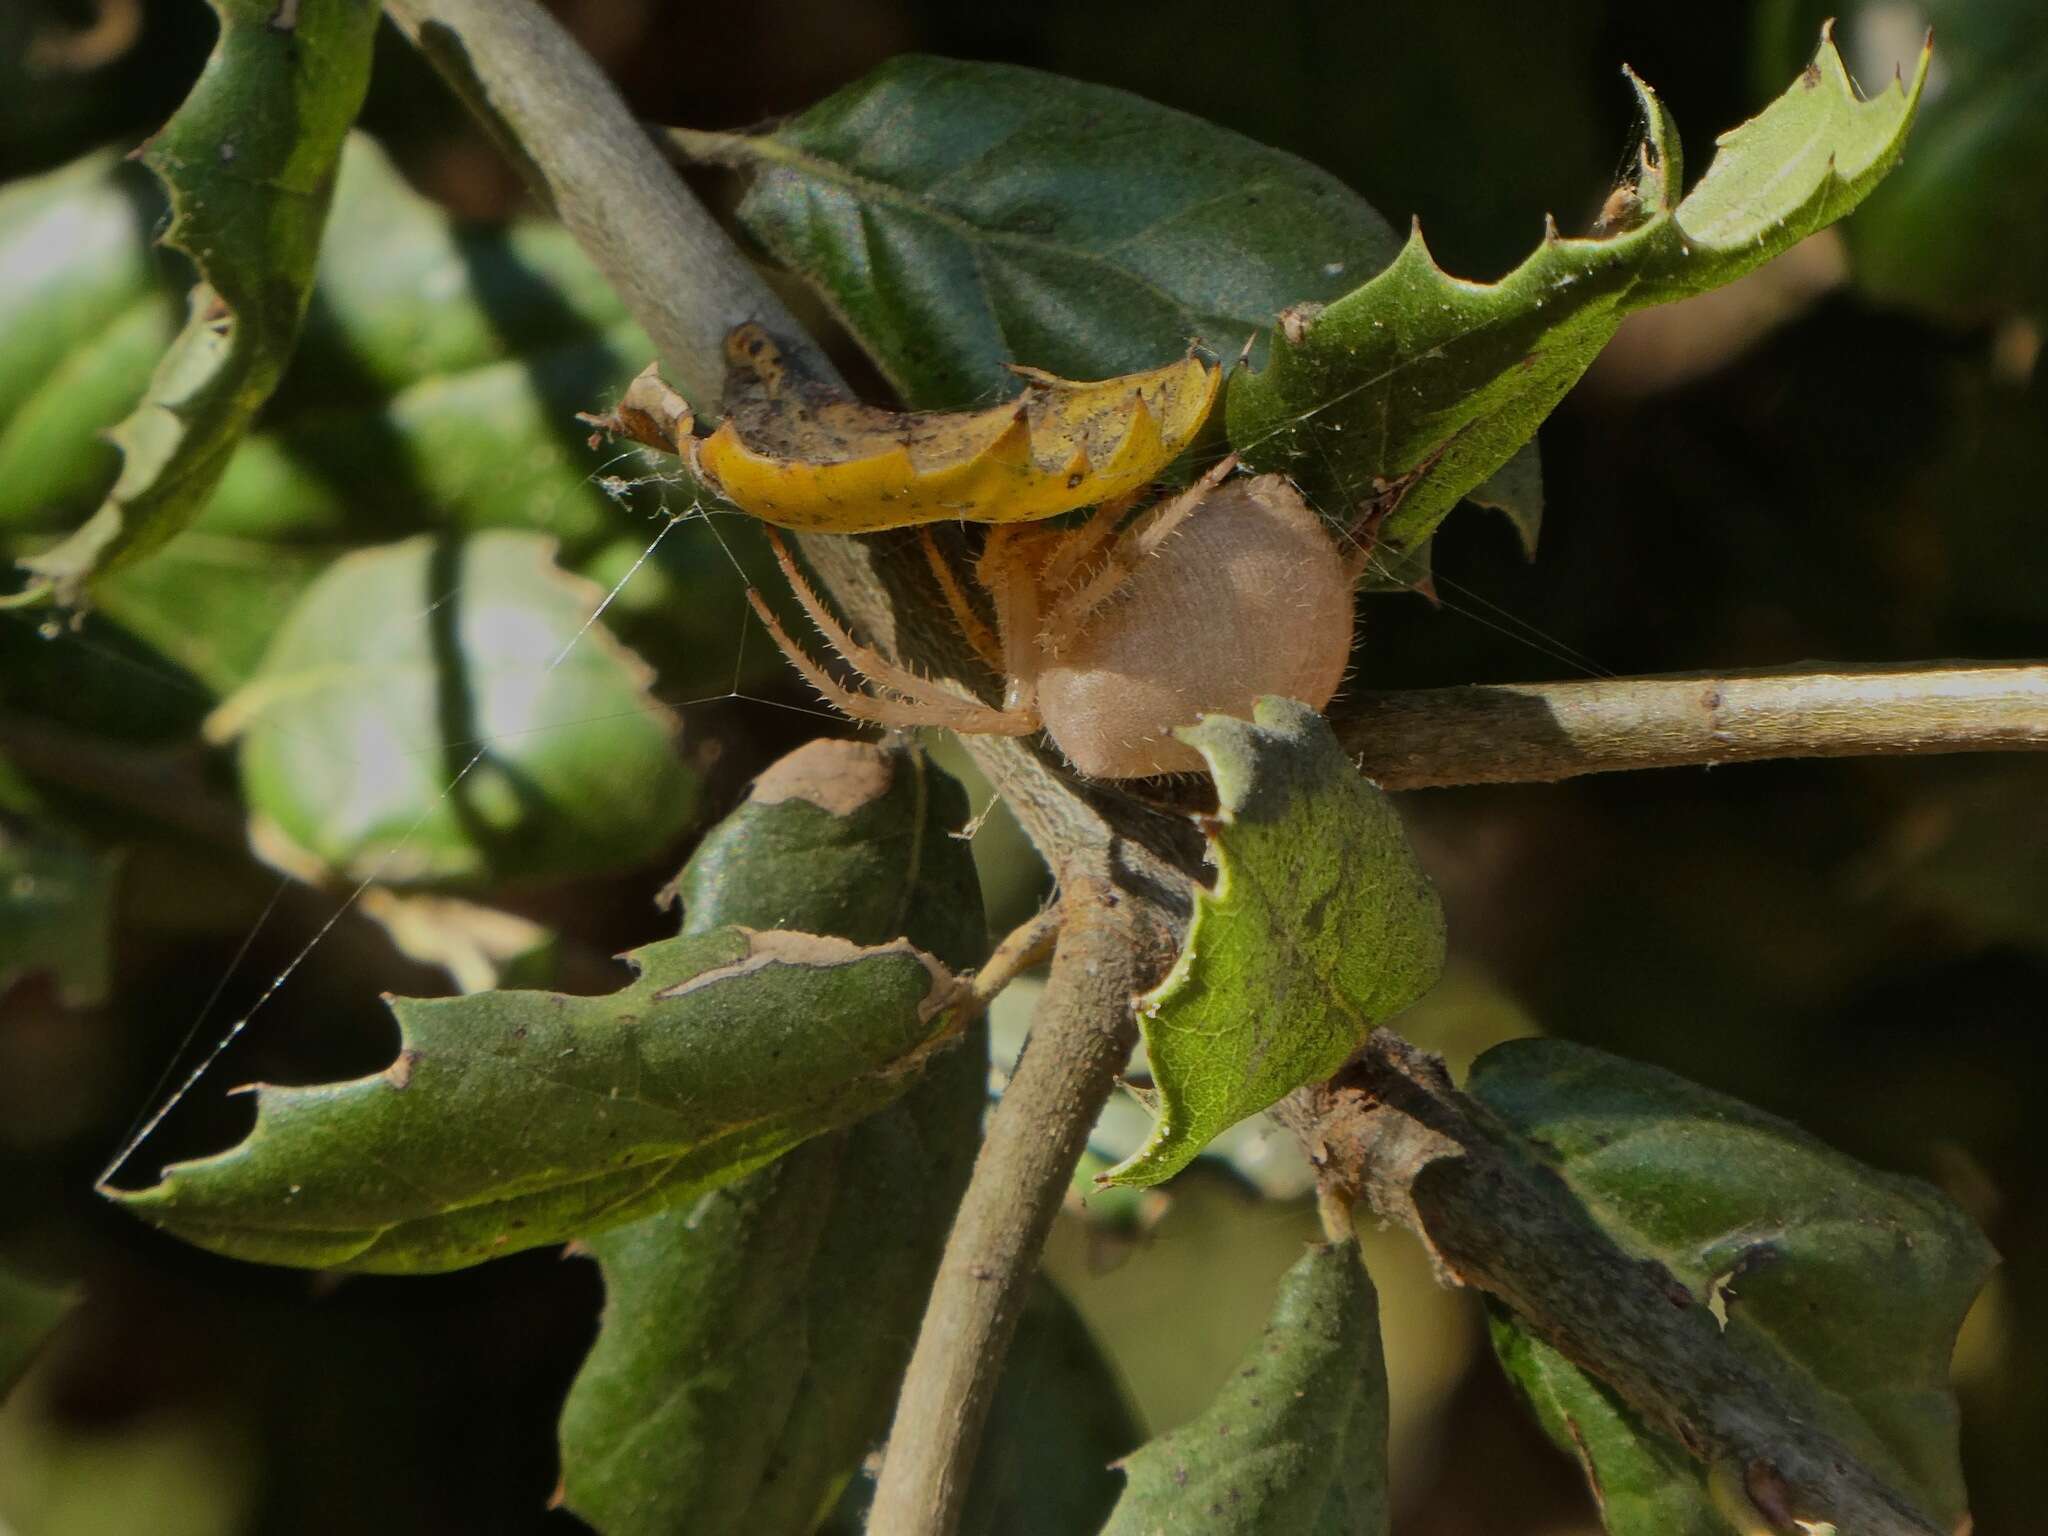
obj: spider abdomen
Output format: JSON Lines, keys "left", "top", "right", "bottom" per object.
{"left": 1037, "top": 475, "right": 1354, "bottom": 778}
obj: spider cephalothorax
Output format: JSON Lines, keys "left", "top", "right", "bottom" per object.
{"left": 750, "top": 456, "right": 1358, "bottom": 778}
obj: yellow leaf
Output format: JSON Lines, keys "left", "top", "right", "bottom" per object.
{"left": 691, "top": 325, "right": 1220, "bottom": 531}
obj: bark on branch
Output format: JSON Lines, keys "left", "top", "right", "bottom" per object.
{"left": 1343, "top": 661, "right": 2046, "bottom": 788}
{"left": 1277, "top": 1034, "right": 1949, "bottom": 1536}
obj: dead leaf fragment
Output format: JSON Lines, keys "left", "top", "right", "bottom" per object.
{"left": 691, "top": 324, "right": 1220, "bottom": 531}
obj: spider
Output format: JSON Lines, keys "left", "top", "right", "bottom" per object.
{"left": 748, "top": 454, "right": 1367, "bottom": 779}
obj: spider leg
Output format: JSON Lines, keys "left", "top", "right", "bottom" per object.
{"left": 753, "top": 532, "right": 1039, "bottom": 735}
{"left": 1034, "top": 490, "right": 1141, "bottom": 597}
{"left": 1042, "top": 454, "right": 1239, "bottom": 643}
{"left": 919, "top": 528, "right": 1004, "bottom": 675}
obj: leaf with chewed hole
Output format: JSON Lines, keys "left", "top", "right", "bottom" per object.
{"left": 690, "top": 324, "right": 1218, "bottom": 532}
{"left": 559, "top": 739, "right": 990, "bottom": 1536}
{"left": 108, "top": 925, "right": 960, "bottom": 1274}
{"left": 1102, "top": 1241, "right": 1389, "bottom": 1535}
{"left": 1477, "top": 1039, "right": 1995, "bottom": 1536}
{"left": 8, "top": 0, "right": 378, "bottom": 605}
{"left": 1227, "top": 27, "right": 1929, "bottom": 569}
{"left": 1105, "top": 698, "right": 1444, "bottom": 1188}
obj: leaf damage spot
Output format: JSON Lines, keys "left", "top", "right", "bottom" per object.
{"left": 747, "top": 737, "right": 895, "bottom": 816}
{"left": 384, "top": 1048, "right": 421, "bottom": 1090}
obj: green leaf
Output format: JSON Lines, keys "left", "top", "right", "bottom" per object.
{"left": 0, "top": 822, "right": 119, "bottom": 1007}
{"left": 1102, "top": 1240, "right": 1389, "bottom": 1536}
{"left": 1226, "top": 29, "right": 1929, "bottom": 563}
{"left": 208, "top": 530, "right": 699, "bottom": 887}
{"left": 1487, "top": 1311, "right": 1726, "bottom": 1536}
{"left": 109, "top": 924, "right": 961, "bottom": 1274}
{"left": 8, "top": 0, "right": 380, "bottom": 604}
{"left": 0, "top": 1265, "right": 76, "bottom": 1399}
{"left": 1475, "top": 1039, "right": 1995, "bottom": 1535}
{"left": 1105, "top": 698, "right": 1444, "bottom": 1188}
{"left": 683, "top": 54, "right": 1399, "bottom": 408}
{"left": 1768, "top": 1, "right": 2048, "bottom": 319}
{"left": 560, "top": 739, "right": 989, "bottom": 1536}
{"left": 0, "top": 150, "right": 174, "bottom": 534}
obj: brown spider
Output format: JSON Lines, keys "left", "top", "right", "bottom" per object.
{"left": 748, "top": 455, "right": 1365, "bottom": 779}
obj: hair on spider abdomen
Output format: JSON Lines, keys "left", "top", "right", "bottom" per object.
{"left": 1033, "top": 474, "right": 1354, "bottom": 777}
{"left": 750, "top": 460, "right": 1357, "bottom": 782}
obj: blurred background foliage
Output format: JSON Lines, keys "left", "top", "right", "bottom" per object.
{"left": 0, "top": 0, "right": 2040, "bottom": 1532}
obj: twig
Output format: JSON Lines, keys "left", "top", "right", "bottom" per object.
{"left": 1342, "top": 661, "right": 2047, "bottom": 788}
{"left": 1276, "top": 1033, "right": 1949, "bottom": 1536}
{"left": 868, "top": 872, "right": 1159, "bottom": 1536}
{"left": 961, "top": 900, "right": 1064, "bottom": 1014}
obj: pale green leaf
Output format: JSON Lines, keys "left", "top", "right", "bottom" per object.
{"left": 108, "top": 924, "right": 960, "bottom": 1274}
{"left": 1102, "top": 1240, "right": 1388, "bottom": 1536}
{"left": 1477, "top": 1039, "right": 1994, "bottom": 1535}
{"left": 9, "top": 0, "right": 380, "bottom": 604}
{"left": 208, "top": 530, "right": 699, "bottom": 888}
{"left": 1226, "top": 29, "right": 1929, "bottom": 563}
{"left": 1105, "top": 697, "right": 1444, "bottom": 1188}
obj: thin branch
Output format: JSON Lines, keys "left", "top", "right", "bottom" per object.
{"left": 1342, "top": 661, "right": 2047, "bottom": 788}
{"left": 1276, "top": 1034, "right": 1948, "bottom": 1536}
{"left": 868, "top": 872, "right": 1163, "bottom": 1536}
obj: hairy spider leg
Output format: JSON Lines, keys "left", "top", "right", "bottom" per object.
{"left": 917, "top": 528, "right": 1005, "bottom": 675}
{"left": 1032, "top": 488, "right": 1145, "bottom": 598}
{"left": 752, "top": 530, "right": 1038, "bottom": 735}
{"left": 1040, "top": 454, "right": 1240, "bottom": 645}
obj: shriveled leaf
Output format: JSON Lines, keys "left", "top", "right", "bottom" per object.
{"left": 207, "top": 531, "right": 698, "bottom": 887}
{"left": 1106, "top": 698, "right": 1444, "bottom": 1188}
{"left": 1227, "top": 29, "right": 1929, "bottom": 563}
{"left": 0, "top": 823, "right": 119, "bottom": 1007}
{"left": 109, "top": 925, "right": 960, "bottom": 1274}
{"left": 0, "top": 1266, "right": 76, "bottom": 1398}
{"left": 1102, "top": 1240, "right": 1389, "bottom": 1536}
{"left": 9, "top": 0, "right": 379, "bottom": 604}
{"left": 692, "top": 324, "right": 1218, "bottom": 531}
{"left": 1476, "top": 1039, "right": 1994, "bottom": 1535}
{"left": 681, "top": 55, "right": 1399, "bottom": 408}
{"left": 561, "top": 739, "right": 988, "bottom": 1536}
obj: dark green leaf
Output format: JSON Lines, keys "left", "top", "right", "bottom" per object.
{"left": 9, "top": 0, "right": 380, "bottom": 603}
{"left": 1227, "top": 31, "right": 1928, "bottom": 563}
{"left": 1105, "top": 698, "right": 1444, "bottom": 1188}
{"left": 208, "top": 530, "right": 699, "bottom": 887}
{"left": 1476, "top": 1039, "right": 1995, "bottom": 1535}
{"left": 1102, "top": 1240, "right": 1388, "bottom": 1536}
{"left": 0, "top": 822, "right": 119, "bottom": 1007}
{"left": 560, "top": 739, "right": 989, "bottom": 1536}
{"left": 958, "top": 1278, "right": 1140, "bottom": 1536}
{"left": 109, "top": 923, "right": 961, "bottom": 1274}
{"left": 684, "top": 55, "right": 1399, "bottom": 408}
